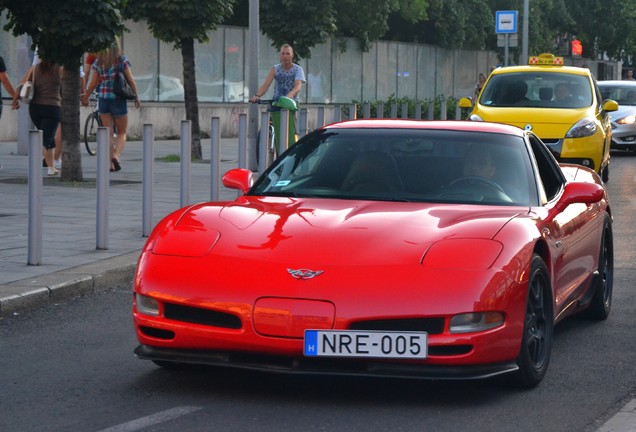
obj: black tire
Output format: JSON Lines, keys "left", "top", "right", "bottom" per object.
{"left": 83, "top": 111, "right": 101, "bottom": 156}
{"left": 602, "top": 164, "right": 609, "bottom": 183}
{"left": 584, "top": 215, "right": 613, "bottom": 320}
{"left": 513, "top": 254, "right": 554, "bottom": 388}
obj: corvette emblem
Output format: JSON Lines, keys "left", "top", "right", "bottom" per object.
{"left": 287, "top": 268, "right": 324, "bottom": 280}
{"left": 524, "top": 124, "right": 533, "bottom": 131}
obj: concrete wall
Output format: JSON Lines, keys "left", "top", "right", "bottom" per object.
{"left": 0, "top": 101, "right": 341, "bottom": 143}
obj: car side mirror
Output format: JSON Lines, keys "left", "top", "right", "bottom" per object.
{"left": 554, "top": 181, "right": 605, "bottom": 213}
{"left": 222, "top": 168, "right": 253, "bottom": 194}
{"left": 458, "top": 97, "right": 473, "bottom": 109}
{"left": 601, "top": 99, "right": 619, "bottom": 113}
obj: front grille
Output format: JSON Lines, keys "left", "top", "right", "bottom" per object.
{"left": 163, "top": 303, "right": 242, "bottom": 329}
{"left": 349, "top": 318, "right": 445, "bottom": 335}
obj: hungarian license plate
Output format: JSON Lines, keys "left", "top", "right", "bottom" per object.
{"left": 304, "top": 330, "right": 427, "bottom": 359}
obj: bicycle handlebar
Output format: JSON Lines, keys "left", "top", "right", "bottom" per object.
{"left": 250, "top": 98, "right": 275, "bottom": 104}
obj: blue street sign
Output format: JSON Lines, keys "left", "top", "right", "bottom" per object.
{"left": 496, "top": 10, "right": 518, "bottom": 34}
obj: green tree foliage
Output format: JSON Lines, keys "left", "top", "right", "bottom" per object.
{"left": 1, "top": 0, "right": 125, "bottom": 182}
{"left": 258, "top": 0, "right": 427, "bottom": 58}
{"left": 260, "top": 0, "right": 336, "bottom": 59}
{"left": 565, "top": 0, "right": 636, "bottom": 62}
{"left": 124, "top": 0, "right": 236, "bottom": 160}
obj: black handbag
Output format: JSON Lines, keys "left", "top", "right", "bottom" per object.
{"left": 113, "top": 64, "right": 136, "bottom": 100}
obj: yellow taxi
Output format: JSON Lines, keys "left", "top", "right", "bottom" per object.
{"left": 459, "top": 53, "right": 618, "bottom": 181}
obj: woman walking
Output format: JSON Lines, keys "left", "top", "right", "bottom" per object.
{"left": 81, "top": 38, "right": 140, "bottom": 171}
{"left": 14, "top": 59, "right": 63, "bottom": 175}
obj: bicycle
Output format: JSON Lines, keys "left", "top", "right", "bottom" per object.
{"left": 83, "top": 93, "right": 102, "bottom": 156}
{"left": 252, "top": 96, "right": 299, "bottom": 166}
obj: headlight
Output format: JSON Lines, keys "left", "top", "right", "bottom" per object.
{"left": 450, "top": 312, "right": 505, "bottom": 333}
{"left": 136, "top": 293, "right": 160, "bottom": 316}
{"left": 468, "top": 114, "right": 484, "bottom": 121}
{"left": 616, "top": 115, "right": 636, "bottom": 125}
{"left": 566, "top": 118, "right": 597, "bottom": 138}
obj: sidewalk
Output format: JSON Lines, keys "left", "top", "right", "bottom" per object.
{"left": 0, "top": 137, "right": 242, "bottom": 317}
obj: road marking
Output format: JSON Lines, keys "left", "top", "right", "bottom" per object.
{"left": 96, "top": 406, "right": 202, "bottom": 432}
{"left": 597, "top": 399, "right": 636, "bottom": 432}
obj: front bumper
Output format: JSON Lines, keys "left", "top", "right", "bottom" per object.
{"left": 134, "top": 344, "right": 519, "bottom": 381}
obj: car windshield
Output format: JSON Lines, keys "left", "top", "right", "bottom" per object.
{"left": 599, "top": 84, "right": 636, "bottom": 106}
{"left": 250, "top": 128, "right": 538, "bottom": 206}
{"left": 480, "top": 72, "right": 593, "bottom": 109}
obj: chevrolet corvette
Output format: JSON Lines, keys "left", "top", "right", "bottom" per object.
{"left": 133, "top": 120, "right": 613, "bottom": 388}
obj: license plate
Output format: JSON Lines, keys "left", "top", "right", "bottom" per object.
{"left": 304, "top": 330, "right": 427, "bottom": 359}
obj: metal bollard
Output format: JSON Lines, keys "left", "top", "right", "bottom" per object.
{"left": 427, "top": 101, "right": 434, "bottom": 120}
{"left": 440, "top": 99, "right": 447, "bottom": 120}
{"left": 390, "top": 103, "right": 398, "bottom": 118}
{"left": 362, "top": 102, "right": 371, "bottom": 119}
{"left": 142, "top": 124, "right": 154, "bottom": 237}
{"left": 415, "top": 102, "right": 422, "bottom": 120}
{"left": 210, "top": 117, "right": 221, "bottom": 201}
{"left": 258, "top": 111, "right": 270, "bottom": 173}
{"left": 96, "top": 126, "right": 110, "bottom": 250}
{"left": 401, "top": 102, "right": 409, "bottom": 119}
{"left": 238, "top": 113, "right": 247, "bottom": 169}
{"left": 317, "top": 106, "right": 325, "bottom": 128}
{"left": 180, "top": 120, "right": 191, "bottom": 208}
{"left": 299, "top": 108, "right": 308, "bottom": 138}
{"left": 27, "top": 130, "right": 42, "bottom": 265}
{"left": 376, "top": 102, "right": 384, "bottom": 118}
{"left": 333, "top": 106, "right": 342, "bottom": 122}
{"left": 348, "top": 104, "right": 357, "bottom": 120}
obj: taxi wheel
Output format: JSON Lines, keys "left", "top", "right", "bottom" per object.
{"left": 602, "top": 165, "right": 609, "bottom": 183}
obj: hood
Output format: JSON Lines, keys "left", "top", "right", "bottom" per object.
{"left": 610, "top": 105, "right": 636, "bottom": 122}
{"left": 475, "top": 105, "right": 595, "bottom": 138}
{"left": 154, "top": 197, "right": 525, "bottom": 266}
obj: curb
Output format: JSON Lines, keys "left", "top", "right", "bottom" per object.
{"left": 0, "top": 251, "right": 140, "bottom": 318}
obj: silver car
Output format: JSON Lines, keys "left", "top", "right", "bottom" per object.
{"left": 599, "top": 80, "right": 636, "bottom": 151}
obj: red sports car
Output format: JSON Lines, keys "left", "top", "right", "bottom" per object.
{"left": 133, "top": 120, "right": 613, "bottom": 388}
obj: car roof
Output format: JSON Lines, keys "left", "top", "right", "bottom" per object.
{"left": 491, "top": 65, "right": 591, "bottom": 77}
{"left": 598, "top": 80, "right": 636, "bottom": 86}
{"left": 324, "top": 119, "right": 527, "bottom": 137}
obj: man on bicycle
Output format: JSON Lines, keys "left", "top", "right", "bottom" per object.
{"left": 249, "top": 43, "right": 305, "bottom": 107}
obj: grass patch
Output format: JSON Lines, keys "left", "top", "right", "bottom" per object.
{"left": 157, "top": 154, "right": 181, "bottom": 162}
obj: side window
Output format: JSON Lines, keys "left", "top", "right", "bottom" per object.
{"left": 528, "top": 135, "right": 566, "bottom": 202}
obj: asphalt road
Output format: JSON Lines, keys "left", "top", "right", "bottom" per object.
{"left": 1, "top": 152, "right": 635, "bottom": 432}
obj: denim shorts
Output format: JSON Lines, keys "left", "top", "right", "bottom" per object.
{"left": 98, "top": 97, "right": 128, "bottom": 118}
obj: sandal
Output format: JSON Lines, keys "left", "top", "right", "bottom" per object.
{"left": 112, "top": 158, "right": 121, "bottom": 171}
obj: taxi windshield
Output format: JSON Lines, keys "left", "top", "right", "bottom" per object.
{"left": 480, "top": 72, "right": 593, "bottom": 109}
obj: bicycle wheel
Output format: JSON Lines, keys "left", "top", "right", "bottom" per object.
{"left": 267, "top": 124, "right": 277, "bottom": 163}
{"left": 256, "top": 124, "right": 277, "bottom": 166}
{"left": 83, "top": 111, "right": 101, "bottom": 156}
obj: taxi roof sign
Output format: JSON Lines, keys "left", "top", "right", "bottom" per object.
{"left": 528, "top": 53, "right": 564, "bottom": 66}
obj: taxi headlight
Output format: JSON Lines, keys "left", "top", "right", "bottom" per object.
{"left": 616, "top": 115, "right": 636, "bottom": 125}
{"left": 450, "top": 312, "right": 505, "bottom": 333}
{"left": 468, "top": 114, "right": 484, "bottom": 121}
{"left": 136, "top": 293, "right": 160, "bottom": 316}
{"left": 566, "top": 118, "right": 597, "bottom": 138}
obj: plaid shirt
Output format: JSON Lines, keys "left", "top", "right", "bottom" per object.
{"left": 93, "top": 55, "right": 131, "bottom": 100}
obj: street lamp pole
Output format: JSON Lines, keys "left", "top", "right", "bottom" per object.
{"left": 521, "top": 0, "right": 529, "bottom": 65}
{"left": 248, "top": 0, "right": 259, "bottom": 169}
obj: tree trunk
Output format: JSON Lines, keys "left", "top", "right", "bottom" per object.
{"left": 181, "top": 38, "right": 202, "bottom": 161}
{"left": 60, "top": 64, "right": 83, "bottom": 182}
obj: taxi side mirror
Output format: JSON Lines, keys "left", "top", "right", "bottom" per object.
{"left": 458, "top": 97, "right": 473, "bottom": 109}
{"left": 602, "top": 99, "right": 619, "bottom": 113}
